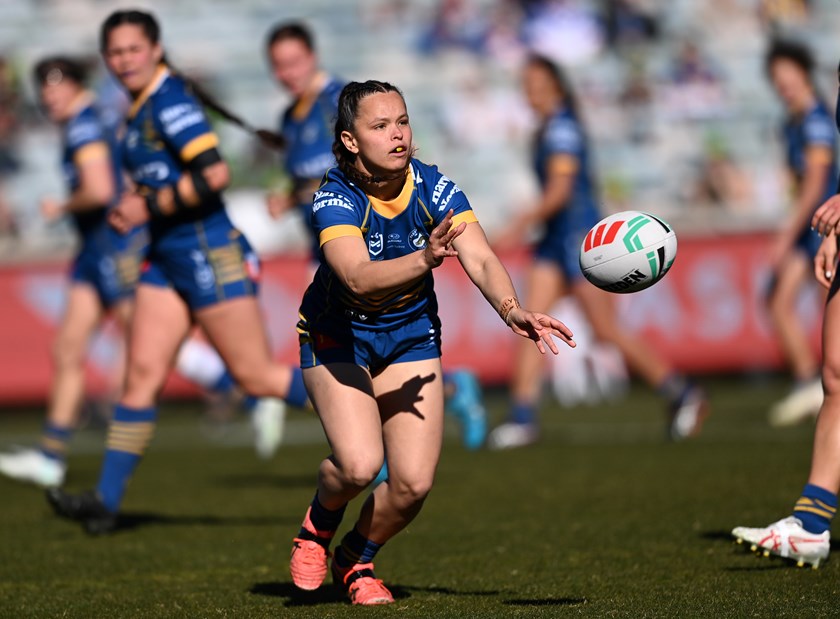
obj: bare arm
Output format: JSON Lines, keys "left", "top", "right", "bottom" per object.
{"left": 454, "top": 221, "right": 575, "bottom": 353}
{"left": 322, "top": 209, "right": 466, "bottom": 297}
{"left": 63, "top": 147, "right": 116, "bottom": 212}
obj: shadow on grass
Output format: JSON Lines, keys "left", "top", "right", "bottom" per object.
{"left": 503, "top": 598, "right": 587, "bottom": 607}
{"left": 250, "top": 581, "right": 500, "bottom": 607}
{"left": 114, "top": 512, "right": 292, "bottom": 532}
{"left": 213, "top": 472, "right": 316, "bottom": 489}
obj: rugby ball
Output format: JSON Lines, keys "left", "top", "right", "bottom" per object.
{"left": 579, "top": 211, "right": 677, "bottom": 293}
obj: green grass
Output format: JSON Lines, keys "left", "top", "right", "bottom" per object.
{"left": 1, "top": 377, "right": 839, "bottom": 618}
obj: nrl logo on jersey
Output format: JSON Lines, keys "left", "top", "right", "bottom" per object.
{"left": 368, "top": 232, "right": 383, "bottom": 256}
{"left": 408, "top": 228, "right": 427, "bottom": 250}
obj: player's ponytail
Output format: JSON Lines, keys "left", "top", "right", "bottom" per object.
{"left": 332, "top": 80, "right": 415, "bottom": 185}
{"left": 100, "top": 9, "right": 285, "bottom": 150}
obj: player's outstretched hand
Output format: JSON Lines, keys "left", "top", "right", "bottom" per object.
{"left": 506, "top": 308, "right": 576, "bottom": 354}
{"left": 812, "top": 194, "right": 840, "bottom": 237}
{"left": 108, "top": 192, "right": 150, "bottom": 234}
{"left": 815, "top": 232, "right": 838, "bottom": 290}
{"left": 423, "top": 209, "right": 466, "bottom": 269}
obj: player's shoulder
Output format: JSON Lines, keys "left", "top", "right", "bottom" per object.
{"left": 313, "top": 168, "right": 365, "bottom": 213}
{"left": 804, "top": 102, "right": 835, "bottom": 143}
{"left": 321, "top": 76, "right": 345, "bottom": 105}
{"left": 67, "top": 104, "right": 105, "bottom": 147}
{"left": 545, "top": 108, "right": 582, "bottom": 150}
{"left": 411, "top": 159, "right": 465, "bottom": 209}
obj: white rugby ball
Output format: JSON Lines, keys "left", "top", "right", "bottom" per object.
{"left": 579, "top": 211, "right": 677, "bottom": 293}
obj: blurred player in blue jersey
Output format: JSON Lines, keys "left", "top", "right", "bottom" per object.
{"left": 264, "top": 21, "right": 487, "bottom": 450}
{"left": 45, "top": 10, "right": 310, "bottom": 533}
{"left": 730, "top": 41, "right": 840, "bottom": 571}
{"left": 0, "top": 57, "right": 139, "bottom": 488}
{"left": 286, "top": 80, "right": 575, "bottom": 604}
{"left": 763, "top": 40, "right": 838, "bottom": 427}
{"left": 488, "top": 55, "right": 708, "bottom": 449}
{"left": 0, "top": 58, "right": 286, "bottom": 490}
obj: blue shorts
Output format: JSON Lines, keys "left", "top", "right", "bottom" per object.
{"left": 299, "top": 311, "right": 442, "bottom": 374}
{"left": 140, "top": 226, "right": 260, "bottom": 310}
{"left": 70, "top": 237, "right": 143, "bottom": 308}
{"left": 535, "top": 226, "right": 590, "bottom": 281}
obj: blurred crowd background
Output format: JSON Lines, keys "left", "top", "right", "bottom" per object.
{"left": 0, "top": 0, "right": 837, "bottom": 260}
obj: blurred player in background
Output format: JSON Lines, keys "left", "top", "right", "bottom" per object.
{"left": 730, "top": 169, "right": 840, "bottom": 569}
{"left": 265, "top": 21, "right": 487, "bottom": 450}
{"left": 763, "top": 39, "right": 837, "bottom": 427}
{"left": 287, "top": 80, "right": 575, "bottom": 604}
{"left": 0, "top": 59, "right": 287, "bottom": 490}
{"left": 488, "top": 55, "right": 708, "bottom": 449}
{"left": 46, "top": 9, "right": 310, "bottom": 532}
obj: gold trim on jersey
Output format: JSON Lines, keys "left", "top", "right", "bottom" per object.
{"left": 451, "top": 211, "right": 478, "bottom": 227}
{"left": 806, "top": 145, "right": 833, "bottom": 167}
{"left": 180, "top": 133, "right": 219, "bottom": 162}
{"left": 291, "top": 71, "right": 329, "bottom": 121}
{"left": 550, "top": 153, "right": 579, "bottom": 176}
{"left": 368, "top": 170, "right": 414, "bottom": 218}
{"left": 127, "top": 65, "right": 169, "bottom": 120}
{"left": 73, "top": 142, "right": 109, "bottom": 165}
{"left": 320, "top": 224, "right": 364, "bottom": 246}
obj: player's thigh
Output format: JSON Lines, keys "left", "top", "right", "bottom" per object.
{"left": 194, "top": 296, "right": 273, "bottom": 377}
{"left": 54, "top": 283, "right": 104, "bottom": 360}
{"left": 304, "top": 363, "right": 384, "bottom": 471}
{"left": 125, "top": 284, "right": 191, "bottom": 390}
{"left": 769, "top": 250, "right": 809, "bottom": 305}
{"left": 523, "top": 260, "right": 567, "bottom": 314}
{"left": 110, "top": 297, "right": 135, "bottom": 332}
{"left": 374, "top": 357, "right": 445, "bottom": 488}
{"left": 572, "top": 278, "right": 620, "bottom": 338}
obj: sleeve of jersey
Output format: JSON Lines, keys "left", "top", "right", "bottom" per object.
{"left": 544, "top": 117, "right": 581, "bottom": 172}
{"left": 68, "top": 119, "right": 109, "bottom": 165}
{"left": 156, "top": 85, "right": 219, "bottom": 163}
{"left": 804, "top": 115, "right": 836, "bottom": 154}
{"left": 312, "top": 189, "right": 364, "bottom": 246}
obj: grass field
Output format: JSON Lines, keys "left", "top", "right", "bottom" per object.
{"left": 1, "top": 377, "right": 839, "bottom": 618}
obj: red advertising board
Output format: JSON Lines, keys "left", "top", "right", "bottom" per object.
{"left": 0, "top": 232, "right": 822, "bottom": 404}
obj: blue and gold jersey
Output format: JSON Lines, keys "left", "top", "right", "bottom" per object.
{"left": 281, "top": 75, "right": 344, "bottom": 184}
{"left": 298, "top": 159, "right": 477, "bottom": 330}
{"left": 62, "top": 96, "right": 122, "bottom": 243}
{"left": 784, "top": 100, "right": 838, "bottom": 204}
{"left": 534, "top": 105, "right": 600, "bottom": 231}
{"left": 121, "top": 67, "right": 228, "bottom": 243}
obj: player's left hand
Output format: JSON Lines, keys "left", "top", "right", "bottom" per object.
{"left": 108, "top": 192, "right": 150, "bottom": 234}
{"left": 812, "top": 194, "right": 840, "bottom": 236}
{"left": 507, "top": 309, "right": 576, "bottom": 354}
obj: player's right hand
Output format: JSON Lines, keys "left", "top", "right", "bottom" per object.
{"left": 815, "top": 231, "right": 837, "bottom": 290}
{"left": 423, "top": 209, "right": 466, "bottom": 268}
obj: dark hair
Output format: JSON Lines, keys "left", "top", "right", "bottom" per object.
{"left": 332, "top": 80, "right": 412, "bottom": 184}
{"left": 765, "top": 38, "right": 815, "bottom": 79}
{"left": 100, "top": 9, "right": 285, "bottom": 149}
{"left": 266, "top": 22, "right": 315, "bottom": 53}
{"left": 34, "top": 56, "right": 87, "bottom": 87}
{"left": 525, "top": 54, "right": 580, "bottom": 119}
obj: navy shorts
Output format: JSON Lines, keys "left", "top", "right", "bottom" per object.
{"left": 534, "top": 226, "right": 590, "bottom": 281}
{"left": 140, "top": 227, "right": 259, "bottom": 310}
{"left": 70, "top": 239, "right": 143, "bottom": 308}
{"left": 795, "top": 224, "right": 822, "bottom": 261}
{"left": 299, "top": 311, "right": 442, "bottom": 374}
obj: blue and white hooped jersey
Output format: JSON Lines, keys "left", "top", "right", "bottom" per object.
{"left": 784, "top": 99, "right": 838, "bottom": 205}
{"left": 534, "top": 105, "right": 600, "bottom": 234}
{"left": 62, "top": 96, "right": 123, "bottom": 245}
{"left": 281, "top": 75, "right": 344, "bottom": 184}
{"left": 298, "top": 159, "right": 478, "bottom": 330}
{"left": 121, "top": 66, "right": 229, "bottom": 244}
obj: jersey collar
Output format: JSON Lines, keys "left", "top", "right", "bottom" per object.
{"left": 127, "top": 64, "right": 169, "bottom": 120}
{"left": 368, "top": 167, "right": 415, "bottom": 219}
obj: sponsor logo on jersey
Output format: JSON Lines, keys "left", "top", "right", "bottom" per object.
{"left": 368, "top": 232, "right": 383, "bottom": 256}
{"left": 126, "top": 129, "right": 139, "bottom": 150}
{"left": 67, "top": 122, "right": 102, "bottom": 147}
{"left": 387, "top": 233, "right": 403, "bottom": 248}
{"left": 409, "top": 228, "right": 427, "bottom": 250}
{"left": 312, "top": 190, "right": 354, "bottom": 213}
{"left": 160, "top": 103, "right": 203, "bottom": 137}
{"left": 132, "top": 161, "right": 170, "bottom": 182}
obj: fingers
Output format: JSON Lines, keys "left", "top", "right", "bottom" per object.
{"left": 813, "top": 197, "right": 840, "bottom": 235}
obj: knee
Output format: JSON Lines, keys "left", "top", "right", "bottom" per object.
{"left": 52, "top": 334, "right": 85, "bottom": 370}
{"left": 387, "top": 475, "right": 433, "bottom": 509}
{"left": 124, "top": 354, "right": 167, "bottom": 396}
{"left": 822, "top": 361, "right": 840, "bottom": 397}
{"left": 336, "top": 457, "right": 383, "bottom": 489}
